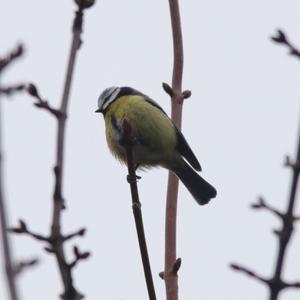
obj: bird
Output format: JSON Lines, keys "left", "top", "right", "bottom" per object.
{"left": 95, "top": 86, "right": 217, "bottom": 205}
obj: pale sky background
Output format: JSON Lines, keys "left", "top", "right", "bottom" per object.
{"left": 1, "top": 1, "right": 300, "bottom": 300}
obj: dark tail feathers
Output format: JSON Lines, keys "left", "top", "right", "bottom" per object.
{"left": 174, "top": 161, "right": 217, "bottom": 205}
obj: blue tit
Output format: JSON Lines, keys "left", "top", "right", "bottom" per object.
{"left": 95, "top": 86, "right": 217, "bottom": 205}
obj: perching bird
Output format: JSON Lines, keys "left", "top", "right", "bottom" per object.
{"left": 95, "top": 86, "right": 217, "bottom": 205}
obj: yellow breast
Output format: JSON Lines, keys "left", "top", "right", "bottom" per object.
{"left": 104, "top": 95, "right": 177, "bottom": 167}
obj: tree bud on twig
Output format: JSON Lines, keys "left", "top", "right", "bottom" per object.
{"left": 182, "top": 90, "right": 191, "bottom": 99}
{"left": 162, "top": 82, "right": 174, "bottom": 97}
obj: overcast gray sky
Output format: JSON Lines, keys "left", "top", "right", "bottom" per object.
{"left": 1, "top": 1, "right": 300, "bottom": 299}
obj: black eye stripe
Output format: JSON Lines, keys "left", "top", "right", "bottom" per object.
{"left": 98, "top": 87, "right": 120, "bottom": 111}
{"left": 104, "top": 90, "right": 114, "bottom": 101}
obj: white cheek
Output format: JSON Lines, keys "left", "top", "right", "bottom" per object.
{"left": 102, "top": 88, "right": 121, "bottom": 111}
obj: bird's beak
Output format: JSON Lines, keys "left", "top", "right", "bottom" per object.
{"left": 95, "top": 108, "right": 102, "bottom": 113}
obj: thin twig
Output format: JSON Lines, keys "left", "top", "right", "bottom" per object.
{"left": 14, "top": 258, "right": 39, "bottom": 276}
{"left": 231, "top": 32, "right": 300, "bottom": 300}
{"left": 0, "top": 45, "right": 23, "bottom": 73}
{"left": 48, "top": 2, "right": 94, "bottom": 299}
{"left": 122, "top": 119, "right": 157, "bottom": 300}
{"left": 265, "top": 32, "right": 300, "bottom": 300}
{"left": 230, "top": 264, "right": 268, "bottom": 284}
{"left": 0, "top": 84, "right": 25, "bottom": 96}
{"left": 9, "top": 219, "right": 49, "bottom": 242}
{"left": 271, "top": 30, "right": 300, "bottom": 60}
{"left": 251, "top": 196, "right": 284, "bottom": 219}
{"left": 68, "top": 246, "right": 90, "bottom": 269}
{"left": 231, "top": 263, "right": 300, "bottom": 293}
{"left": 0, "top": 45, "right": 24, "bottom": 300}
{"left": 232, "top": 116, "right": 300, "bottom": 300}
{"left": 9, "top": 2, "right": 94, "bottom": 299}
{"left": 268, "top": 118, "right": 300, "bottom": 300}
{"left": 164, "top": 1, "right": 188, "bottom": 299}
{"left": 25, "top": 83, "right": 63, "bottom": 118}
{"left": 0, "top": 104, "right": 19, "bottom": 300}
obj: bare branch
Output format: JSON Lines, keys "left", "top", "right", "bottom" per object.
{"left": 283, "top": 155, "right": 300, "bottom": 171}
{"left": 68, "top": 246, "right": 91, "bottom": 269}
{"left": 251, "top": 196, "right": 284, "bottom": 219}
{"left": 234, "top": 121, "right": 300, "bottom": 300}
{"left": 284, "top": 281, "right": 300, "bottom": 289}
{"left": 164, "top": 1, "right": 186, "bottom": 299}
{"left": 7, "top": 2, "right": 95, "bottom": 299}
{"left": 231, "top": 31, "right": 300, "bottom": 300}
{"left": 0, "top": 44, "right": 24, "bottom": 300}
{"left": 2, "top": 4, "right": 95, "bottom": 299}
{"left": 122, "top": 119, "right": 157, "bottom": 300}
{"left": 230, "top": 263, "right": 268, "bottom": 284}
{"left": 14, "top": 258, "right": 39, "bottom": 276}
{"left": 46, "top": 2, "right": 94, "bottom": 299}
{"left": 25, "top": 83, "right": 64, "bottom": 118}
{"left": 64, "top": 228, "right": 86, "bottom": 242}
{"left": 10, "top": 219, "right": 87, "bottom": 251}
{"left": 0, "top": 45, "right": 23, "bottom": 73}
{"left": 75, "top": 0, "right": 95, "bottom": 9}
{"left": 271, "top": 30, "right": 300, "bottom": 60}
{"left": 0, "top": 84, "right": 25, "bottom": 96}
{"left": 267, "top": 117, "right": 300, "bottom": 300}
{"left": 231, "top": 263, "right": 300, "bottom": 294}
{"left": 8, "top": 219, "right": 49, "bottom": 242}
{"left": 232, "top": 30, "right": 300, "bottom": 300}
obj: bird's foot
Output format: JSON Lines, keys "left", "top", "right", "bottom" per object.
{"left": 127, "top": 174, "right": 141, "bottom": 183}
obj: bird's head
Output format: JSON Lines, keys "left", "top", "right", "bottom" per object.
{"left": 95, "top": 86, "right": 120, "bottom": 113}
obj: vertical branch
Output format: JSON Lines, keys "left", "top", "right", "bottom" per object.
{"left": 122, "top": 120, "right": 157, "bottom": 300}
{"left": 230, "top": 30, "right": 300, "bottom": 300}
{"left": 230, "top": 116, "right": 300, "bottom": 299}
{"left": 8, "top": 3, "right": 94, "bottom": 299}
{"left": 269, "top": 117, "right": 300, "bottom": 300}
{"left": 164, "top": 1, "right": 185, "bottom": 299}
{"left": 0, "top": 101, "right": 19, "bottom": 300}
{"left": 49, "top": 1, "right": 94, "bottom": 299}
{"left": 0, "top": 44, "right": 24, "bottom": 300}
{"left": 260, "top": 30, "right": 300, "bottom": 300}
